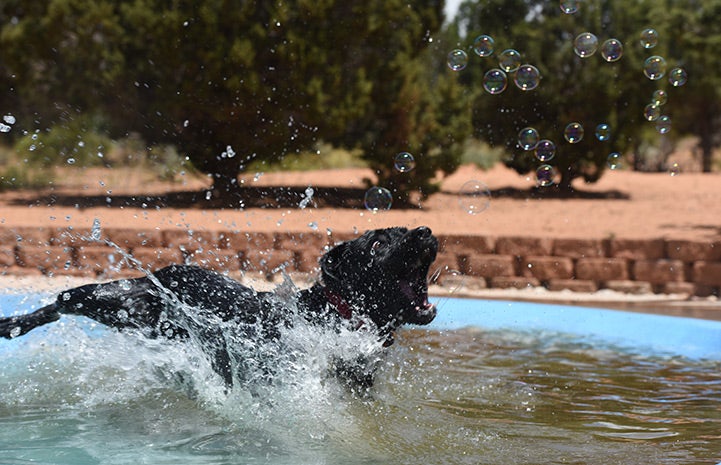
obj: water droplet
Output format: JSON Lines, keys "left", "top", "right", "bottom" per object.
{"left": 483, "top": 69, "right": 508, "bottom": 94}
{"left": 643, "top": 56, "right": 667, "bottom": 80}
{"left": 655, "top": 115, "right": 672, "bottom": 134}
{"left": 394, "top": 152, "right": 416, "bottom": 172}
{"left": 536, "top": 165, "right": 556, "bottom": 187}
{"left": 498, "top": 49, "right": 522, "bottom": 72}
{"left": 67, "top": 158, "right": 76, "bottom": 165}
{"left": 447, "top": 49, "right": 468, "bottom": 71}
{"left": 9, "top": 327, "right": 21, "bottom": 338}
{"left": 119, "top": 280, "right": 132, "bottom": 291}
{"left": 652, "top": 90, "right": 668, "bottom": 106}
{"left": 607, "top": 152, "right": 622, "bottom": 169}
{"left": 600, "top": 38, "right": 623, "bottom": 62}
{"left": 564, "top": 122, "right": 584, "bottom": 144}
{"left": 668, "top": 162, "right": 680, "bottom": 176}
{"left": 535, "top": 140, "right": 556, "bottom": 162}
{"left": 117, "top": 310, "right": 128, "bottom": 321}
{"left": 2, "top": 114, "right": 16, "bottom": 125}
{"left": 518, "top": 127, "right": 540, "bottom": 150}
{"left": 574, "top": 32, "right": 598, "bottom": 58}
{"left": 308, "top": 221, "right": 318, "bottom": 230}
{"left": 668, "top": 67, "right": 687, "bottom": 86}
{"left": 514, "top": 64, "right": 541, "bottom": 91}
{"left": 458, "top": 180, "right": 491, "bottom": 214}
{"left": 205, "top": 191, "right": 212, "bottom": 200}
{"left": 643, "top": 104, "right": 661, "bottom": 121}
{"left": 364, "top": 187, "right": 392, "bottom": 211}
{"left": 90, "top": 218, "right": 101, "bottom": 241}
{"left": 560, "top": 0, "right": 580, "bottom": 14}
{"left": 639, "top": 28, "right": 659, "bottom": 49}
{"left": 473, "top": 35, "right": 495, "bottom": 57}
{"left": 0, "top": 124, "right": 11, "bottom": 133}
{"left": 595, "top": 123, "right": 611, "bottom": 141}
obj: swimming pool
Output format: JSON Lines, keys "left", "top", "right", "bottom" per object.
{"left": 1, "top": 292, "right": 720, "bottom": 464}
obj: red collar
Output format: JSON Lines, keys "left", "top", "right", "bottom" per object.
{"left": 324, "top": 288, "right": 353, "bottom": 320}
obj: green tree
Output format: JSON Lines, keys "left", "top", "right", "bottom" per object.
{"left": 1, "top": 0, "right": 468, "bottom": 202}
{"left": 454, "top": 0, "right": 659, "bottom": 190}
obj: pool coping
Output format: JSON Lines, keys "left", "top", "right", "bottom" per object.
{"left": 1, "top": 274, "right": 719, "bottom": 322}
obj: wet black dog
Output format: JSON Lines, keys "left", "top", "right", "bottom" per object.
{"left": 0, "top": 226, "right": 438, "bottom": 389}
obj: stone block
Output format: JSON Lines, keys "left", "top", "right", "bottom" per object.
{"left": 609, "top": 238, "right": 665, "bottom": 259}
{"left": 633, "top": 259, "right": 685, "bottom": 284}
{"left": 576, "top": 258, "right": 629, "bottom": 281}
{"left": 522, "top": 256, "right": 574, "bottom": 280}
{"left": 552, "top": 238, "right": 607, "bottom": 258}
{"left": 496, "top": 236, "right": 553, "bottom": 257}
{"left": 460, "top": 254, "right": 516, "bottom": 278}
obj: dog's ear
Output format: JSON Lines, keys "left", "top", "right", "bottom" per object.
{"left": 319, "top": 242, "right": 347, "bottom": 285}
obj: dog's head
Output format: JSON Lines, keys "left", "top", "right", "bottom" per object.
{"left": 319, "top": 226, "right": 438, "bottom": 335}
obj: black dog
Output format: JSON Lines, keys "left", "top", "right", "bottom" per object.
{"left": 0, "top": 226, "right": 438, "bottom": 389}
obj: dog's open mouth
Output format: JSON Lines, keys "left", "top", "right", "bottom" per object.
{"left": 398, "top": 268, "right": 436, "bottom": 324}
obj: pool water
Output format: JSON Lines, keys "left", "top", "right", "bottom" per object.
{"left": 1, "top": 293, "right": 720, "bottom": 464}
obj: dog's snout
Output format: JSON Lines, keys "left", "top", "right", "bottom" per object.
{"left": 415, "top": 226, "right": 432, "bottom": 238}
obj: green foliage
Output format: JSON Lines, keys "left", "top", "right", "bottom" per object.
{"left": 13, "top": 115, "right": 113, "bottom": 168}
{"left": 0, "top": 0, "right": 468, "bottom": 200}
{"left": 248, "top": 144, "right": 367, "bottom": 172}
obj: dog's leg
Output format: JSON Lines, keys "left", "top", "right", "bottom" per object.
{"left": 0, "top": 304, "right": 60, "bottom": 339}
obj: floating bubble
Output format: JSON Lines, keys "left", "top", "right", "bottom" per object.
{"left": 518, "top": 127, "right": 540, "bottom": 150}
{"left": 643, "top": 103, "right": 661, "bottom": 121}
{"left": 563, "top": 122, "right": 584, "bottom": 144}
{"left": 483, "top": 69, "right": 508, "bottom": 94}
{"left": 498, "top": 49, "right": 522, "bottom": 72}
{"left": 574, "top": 32, "right": 598, "bottom": 58}
{"left": 394, "top": 152, "right": 416, "bottom": 172}
{"left": 473, "top": 35, "right": 495, "bottom": 57}
{"left": 458, "top": 180, "right": 491, "bottom": 214}
{"left": 595, "top": 123, "right": 611, "bottom": 141}
{"left": 655, "top": 115, "right": 672, "bottom": 134}
{"left": 600, "top": 38, "right": 623, "bottom": 62}
{"left": 535, "top": 139, "right": 556, "bottom": 162}
{"left": 652, "top": 90, "right": 668, "bottom": 106}
{"left": 643, "top": 56, "right": 667, "bottom": 80}
{"left": 607, "top": 152, "right": 622, "bottom": 170}
{"left": 669, "top": 67, "right": 687, "bottom": 86}
{"left": 364, "top": 186, "right": 393, "bottom": 211}
{"left": 668, "top": 162, "right": 680, "bottom": 176}
{"left": 559, "top": 0, "right": 580, "bottom": 14}
{"left": 447, "top": 49, "right": 469, "bottom": 71}
{"left": 536, "top": 165, "right": 556, "bottom": 187}
{"left": 639, "top": 28, "right": 659, "bottom": 49}
{"left": 514, "top": 64, "right": 541, "bottom": 91}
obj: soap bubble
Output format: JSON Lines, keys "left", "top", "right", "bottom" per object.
{"left": 643, "top": 103, "right": 661, "bottom": 121}
{"left": 518, "top": 127, "right": 540, "bottom": 150}
{"left": 668, "top": 67, "right": 687, "bottom": 86}
{"left": 600, "top": 38, "right": 623, "bottom": 62}
{"left": 639, "top": 28, "right": 659, "bottom": 49}
{"left": 447, "top": 49, "right": 469, "bottom": 71}
{"left": 393, "top": 152, "right": 415, "bottom": 173}
{"left": 652, "top": 89, "right": 668, "bottom": 106}
{"left": 607, "top": 152, "right": 622, "bottom": 170}
{"left": 473, "top": 35, "right": 495, "bottom": 57}
{"left": 560, "top": 0, "right": 580, "bottom": 14}
{"left": 535, "top": 139, "right": 556, "bottom": 162}
{"left": 643, "top": 56, "right": 667, "bottom": 80}
{"left": 483, "top": 69, "right": 508, "bottom": 94}
{"left": 458, "top": 180, "right": 491, "bottom": 214}
{"left": 668, "top": 162, "right": 680, "bottom": 176}
{"left": 595, "top": 123, "right": 611, "bottom": 141}
{"left": 655, "top": 115, "right": 672, "bottom": 134}
{"left": 498, "top": 49, "right": 522, "bottom": 72}
{"left": 574, "top": 32, "right": 598, "bottom": 58}
{"left": 514, "top": 64, "right": 541, "bottom": 91}
{"left": 364, "top": 187, "right": 392, "bottom": 211}
{"left": 563, "top": 122, "right": 584, "bottom": 144}
{"left": 536, "top": 165, "right": 556, "bottom": 187}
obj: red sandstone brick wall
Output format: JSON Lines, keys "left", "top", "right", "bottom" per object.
{"left": 0, "top": 226, "right": 719, "bottom": 296}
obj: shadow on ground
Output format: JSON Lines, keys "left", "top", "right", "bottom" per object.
{"left": 11, "top": 184, "right": 630, "bottom": 211}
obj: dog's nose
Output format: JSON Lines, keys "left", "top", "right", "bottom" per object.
{"left": 415, "top": 226, "right": 432, "bottom": 238}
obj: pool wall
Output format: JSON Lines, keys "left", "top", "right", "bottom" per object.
{"left": 1, "top": 226, "right": 720, "bottom": 297}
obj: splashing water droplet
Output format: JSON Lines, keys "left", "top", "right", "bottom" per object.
{"left": 90, "top": 218, "right": 102, "bottom": 241}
